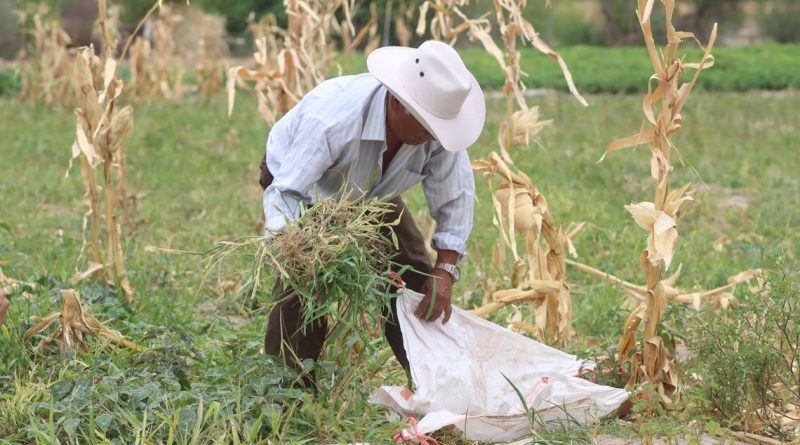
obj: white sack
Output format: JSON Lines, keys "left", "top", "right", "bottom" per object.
{"left": 369, "top": 289, "right": 629, "bottom": 442}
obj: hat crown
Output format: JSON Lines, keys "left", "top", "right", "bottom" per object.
{"left": 399, "top": 41, "right": 472, "bottom": 119}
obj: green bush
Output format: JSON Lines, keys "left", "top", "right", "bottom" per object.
{"left": 0, "top": 69, "right": 20, "bottom": 97}
{"left": 550, "top": 8, "right": 609, "bottom": 47}
{"left": 684, "top": 265, "right": 799, "bottom": 441}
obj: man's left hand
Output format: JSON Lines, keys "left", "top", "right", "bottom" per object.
{"left": 415, "top": 268, "right": 454, "bottom": 324}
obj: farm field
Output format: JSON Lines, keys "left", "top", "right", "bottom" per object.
{"left": 1, "top": 87, "right": 798, "bottom": 443}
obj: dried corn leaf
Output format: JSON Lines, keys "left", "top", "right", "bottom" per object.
{"left": 498, "top": 107, "right": 552, "bottom": 152}
{"left": 23, "top": 289, "right": 146, "bottom": 354}
{"left": 70, "top": 262, "right": 104, "bottom": 285}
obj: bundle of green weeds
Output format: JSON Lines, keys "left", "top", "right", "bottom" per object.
{"left": 203, "top": 196, "right": 401, "bottom": 343}
{"left": 263, "top": 197, "right": 400, "bottom": 329}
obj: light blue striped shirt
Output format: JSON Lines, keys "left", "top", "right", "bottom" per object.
{"left": 263, "top": 73, "right": 475, "bottom": 258}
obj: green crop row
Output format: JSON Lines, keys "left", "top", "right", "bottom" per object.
{"left": 333, "top": 43, "right": 800, "bottom": 93}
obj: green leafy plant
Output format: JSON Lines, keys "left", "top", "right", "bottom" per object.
{"left": 685, "top": 265, "right": 799, "bottom": 440}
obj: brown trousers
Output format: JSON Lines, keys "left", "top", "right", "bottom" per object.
{"left": 259, "top": 154, "right": 432, "bottom": 375}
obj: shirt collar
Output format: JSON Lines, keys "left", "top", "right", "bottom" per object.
{"left": 361, "top": 87, "right": 387, "bottom": 142}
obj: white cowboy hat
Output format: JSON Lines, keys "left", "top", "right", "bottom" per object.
{"left": 367, "top": 40, "right": 486, "bottom": 152}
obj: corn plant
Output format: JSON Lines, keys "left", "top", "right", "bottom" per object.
{"left": 128, "top": 5, "right": 187, "bottom": 100}
{"left": 196, "top": 35, "right": 224, "bottom": 97}
{"left": 456, "top": 0, "right": 586, "bottom": 160}
{"left": 15, "top": 4, "right": 75, "bottom": 108}
{"left": 394, "top": 0, "right": 416, "bottom": 46}
{"left": 472, "top": 153, "right": 580, "bottom": 346}
{"left": 600, "top": 0, "right": 717, "bottom": 401}
{"left": 68, "top": 0, "right": 141, "bottom": 303}
{"left": 227, "top": 0, "right": 348, "bottom": 125}
{"left": 342, "top": 0, "right": 382, "bottom": 54}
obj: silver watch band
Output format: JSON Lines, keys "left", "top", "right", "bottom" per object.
{"left": 434, "top": 262, "right": 459, "bottom": 282}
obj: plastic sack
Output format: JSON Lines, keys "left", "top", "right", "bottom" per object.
{"left": 369, "top": 289, "right": 629, "bottom": 443}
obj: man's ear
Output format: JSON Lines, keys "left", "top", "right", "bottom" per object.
{"left": 388, "top": 94, "right": 402, "bottom": 112}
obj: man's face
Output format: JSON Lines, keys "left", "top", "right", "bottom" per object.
{"left": 387, "top": 94, "right": 436, "bottom": 146}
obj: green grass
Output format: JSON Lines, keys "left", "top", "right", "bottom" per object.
{"left": 334, "top": 44, "right": 800, "bottom": 93}
{"left": 1, "top": 88, "right": 798, "bottom": 443}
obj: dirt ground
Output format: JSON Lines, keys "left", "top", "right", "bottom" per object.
{"left": 593, "top": 434, "right": 750, "bottom": 445}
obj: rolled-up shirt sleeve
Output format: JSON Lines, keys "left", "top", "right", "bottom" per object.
{"left": 263, "top": 117, "right": 334, "bottom": 236}
{"left": 421, "top": 147, "right": 475, "bottom": 261}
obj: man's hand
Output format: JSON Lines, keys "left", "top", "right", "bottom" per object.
{"left": 415, "top": 268, "right": 454, "bottom": 324}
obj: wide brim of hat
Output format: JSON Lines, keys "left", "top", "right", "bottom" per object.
{"left": 367, "top": 46, "right": 485, "bottom": 152}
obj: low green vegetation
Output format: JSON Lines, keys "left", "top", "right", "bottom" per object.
{"left": 335, "top": 44, "right": 800, "bottom": 93}
{"left": 2, "top": 44, "right": 798, "bottom": 98}
{"left": 1, "top": 87, "right": 798, "bottom": 442}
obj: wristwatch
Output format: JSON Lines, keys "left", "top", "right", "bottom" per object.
{"left": 434, "top": 262, "right": 460, "bottom": 282}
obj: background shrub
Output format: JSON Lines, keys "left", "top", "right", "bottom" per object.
{"left": 759, "top": 0, "right": 800, "bottom": 43}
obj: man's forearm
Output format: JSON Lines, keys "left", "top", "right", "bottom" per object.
{"left": 435, "top": 249, "right": 459, "bottom": 266}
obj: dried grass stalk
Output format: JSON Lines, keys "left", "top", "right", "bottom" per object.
{"left": 68, "top": 0, "right": 136, "bottom": 303}
{"left": 23, "top": 289, "right": 146, "bottom": 354}
{"left": 600, "top": 0, "right": 717, "bottom": 400}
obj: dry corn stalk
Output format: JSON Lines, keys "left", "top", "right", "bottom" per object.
{"left": 15, "top": 4, "right": 75, "bottom": 107}
{"left": 600, "top": 0, "right": 717, "bottom": 400}
{"left": 68, "top": 0, "right": 135, "bottom": 303}
{"left": 451, "top": 0, "right": 585, "bottom": 161}
{"left": 472, "top": 153, "right": 578, "bottom": 346}
{"left": 23, "top": 289, "right": 146, "bottom": 354}
{"left": 431, "top": 1, "right": 587, "bottom": 346}
{"left": 394, "top": 0, "right": 416, "bottom": 47}
{"left": 196, "top": 34, "right": 223, "bottom": 97}
{"left": 415, "top": 0, "right": 472, "bottom": 44}
{"left": 228, "top": 0, "right": 345, "bottom": 125}
{"left": 129, "top": 5, "right": 187, "bottom": 100}
{"left": 342, "top": 1, "right": 382, "bottom": 54}
{"left": 0, "top": 267, "right": 37, "bottom": 297}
